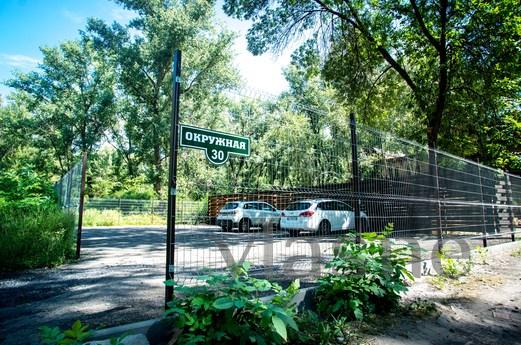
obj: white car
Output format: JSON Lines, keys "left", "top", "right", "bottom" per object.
{"left": 280, "top": 199, "right": 368, "bottom": 236}
{"left": 216, "top": 201, "right": 281, "bottom": 232}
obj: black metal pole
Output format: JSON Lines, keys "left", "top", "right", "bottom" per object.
{"left": 477, "top": 161, "right": 488, "bottom": 247}
{"left": 505, "top": 174, "right": 516, "bottom": 242}
{"left": 76, "top": 153, "right": 87, "bottom": 259}
{"left": 350, "top": 113, "right": 361, "bottom": 244}
{"left": 165, "top": 49, "right": 181, "bottom": 306}
{"left": 433, "top": 147, "right": 444, "bottom": 253}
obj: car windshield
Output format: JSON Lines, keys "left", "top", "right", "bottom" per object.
{"left": 222, "top": 202, "right": 239, "bottom": 210}
{"left": 285, "top": 202, "right": 312, "bottom": 211}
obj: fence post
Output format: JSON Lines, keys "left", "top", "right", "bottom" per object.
{"left": 432, "top": 148, "right": 443, "bottom": 252}
{"left": 505, "top": 174, "right": 516, "bottom": 242}
{"left": 151, "top": 199, "right": 154, "bottom": 224}
{"left": 76, "top": 153, "right": 88, "bottom": 259}
{"left": 166, "top": 49, "right": 182, "bottom": 306}
{"left": 477, "top": 161, "right": 488, "bottom": 247}
{"left": 118, "top": 198, "right": 122, "bottom": 224}
{"left": 350, "top": 113, "right": 361, "bottom": 244}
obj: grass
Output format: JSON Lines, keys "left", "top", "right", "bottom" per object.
{"left": 511, "top": 245, "right": 521, "bottom": 257}
{"left": 82, "top": 209, "right": 166, "bottom": 226}
{"left": 0, "top": 204, "right": 76, "bottom": 271}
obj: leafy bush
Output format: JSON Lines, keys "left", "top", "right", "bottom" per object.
{"left": 40, "top": 320, "right": 91, "bottom": 345}
{"left": 0, "top": 202, "right": 76, "bottom": 270}
{"left": 316, "top": 227, "right": 412, "bottom": 320}
{"left": 165, "top": 262, "right": 300, "bottom": 344}
{"left": 40, "top": 320, "right": 128, "bottom": 345}
{"left": 0, "top": 166, "right": 54, "bottom": 205}
{"left": 111, "top": 176, "right": 157, "bottom": 200}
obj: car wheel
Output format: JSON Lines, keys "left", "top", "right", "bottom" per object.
{"left": 288, "top": 229, "right": 300, "bottom": 237}
{"left": 239, "top": 218, "right": 251, "bottom": 232}
{"left": 221, "top": 222, "right": 232, "bottom": 232}
{"left": 318, "top": 220, "right": 331, "bottom": 235}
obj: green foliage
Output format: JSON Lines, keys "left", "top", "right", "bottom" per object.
{"left": 0, "top": 166, "right": 54, "bottom": 206}
{"left": 293, "top": 311, "right": 356, "bottom": 345}
{"left": 40, "top": 320, "right": 91, "bottom": 345}
{"left": 7, "top": 38, "right": 116, "bottom": 174}
{"left": 0, "top": 203, "right": 75, "bottom": 271}
{"left": 437, "top": 249, "right": 472, "bottom": 279}
{"left": 164, "top": 262, "right": 300, "bottom": 344}
{"left": 224, "top": 0, "right": 521, "bottom": 160}
{"left": 85, "top": 0, "right": 238, "bottom": 195}
{"left": 39, "top": 321, "right": 130, "bottom": 345}
{"left": 474, "top": 246, "right": 489, "bottom": 265}
{"left": 316, "top": 226, "right": 412, "bottom": 320}
{"left": 82, "top": 209, "right": 166, "bottom": 227}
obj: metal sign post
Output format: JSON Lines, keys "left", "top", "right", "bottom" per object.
{"left": 76, "top": 153, "right": 87, "bottom": 259}
{"left": 165, "top": 49, "right": 181, "bottom": 306}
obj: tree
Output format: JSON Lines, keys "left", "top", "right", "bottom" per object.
{"left": 7, "top": 39, "right": 116, "bottom": 173}
{"left": 86, "top": 0, "right": 237, "bottom": 196}
{"left": 223, "top": 0, "right": 521, "bottom": 151}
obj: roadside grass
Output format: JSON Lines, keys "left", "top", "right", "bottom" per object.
{"left": 0, "top": 204, "right": 76, "bottom": 271}
{"left": 82, "top": 209, "right": 166, "bottom": 226}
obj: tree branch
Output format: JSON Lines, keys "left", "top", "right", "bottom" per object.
{"left": 342, "top": 0, "right": 418, "bottom": 93}
{"left": 410, "top": 0, "right": 441, "bottom": 52}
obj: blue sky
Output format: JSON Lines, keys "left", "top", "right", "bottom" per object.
{"left": 0, "top": 0, "right": 290, "bottom": 100}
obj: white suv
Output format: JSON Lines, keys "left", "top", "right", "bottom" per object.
{"left": 216, "top": 201, "right": 281, "bottom": 232}
{"left": 280, "top": 199, "right": 368, "bottom": 236}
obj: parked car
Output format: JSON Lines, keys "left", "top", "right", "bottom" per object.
{"left": 280, "top": 199, "right": 368, "bottom": 236}
{"left": 216, "top": 201, "right": 281, "bottom": 232}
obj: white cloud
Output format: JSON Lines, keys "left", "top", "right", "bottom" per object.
{"left": 62, "top": 9, "right": 85, "bottom": 25}
{"left": 0, "top": 54, "right": 40, "bottom": 69}
{"left": 111, "top": 7, "right": 137, "bottom": 23}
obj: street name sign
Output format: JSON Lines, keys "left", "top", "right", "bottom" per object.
{"left": 179, "top": 124, "right": 250, "bottom": 165}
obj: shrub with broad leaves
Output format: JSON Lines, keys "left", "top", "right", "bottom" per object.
{"left": 164, "top": 262, "right": 300, "bottom": 345}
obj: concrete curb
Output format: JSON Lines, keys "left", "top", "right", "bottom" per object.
{"left": 90, "top": 319, "right": 159, "bottom": 341}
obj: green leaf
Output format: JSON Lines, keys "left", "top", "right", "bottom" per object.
{"left": 353, "top": 308, "right": 364, "bottom": 320}
{"left": 271, "top": 316, "right": 287, "bottom": 341}
{"left": 213, "top": 297, "right": 235, "bottom": 310}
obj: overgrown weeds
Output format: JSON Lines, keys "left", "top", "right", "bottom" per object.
{"left": 315, "top": 224, "right": 413, "bottom": 321}
{"left": 82, "top": 209, "right": 166, "bottom": 226}
{"left": 0, "top": 202, "right": 75, "bottom": 271}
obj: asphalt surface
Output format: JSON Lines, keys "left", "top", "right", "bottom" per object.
{"left": 0, "top": 226, "right": 166, "bottom": 345}
{"left": 0, "top": 225, "right": 503, "bottom": 345}
{"left": 0, "top": 225, "right": 339, "bottom": 345}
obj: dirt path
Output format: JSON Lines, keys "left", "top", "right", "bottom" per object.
{"left": 367, "top": 242, "right": 521, "bottom": 345}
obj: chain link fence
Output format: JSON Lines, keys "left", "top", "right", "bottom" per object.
{"left": 84, "top": 198, "right": 206, "bottom": 225}
{"left": 54, "top": 155, "right": 87, "bottom": 258}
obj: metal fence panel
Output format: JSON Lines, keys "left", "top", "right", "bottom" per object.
{"left": 167, "top": 91, "right": 520, "bottom": 285}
